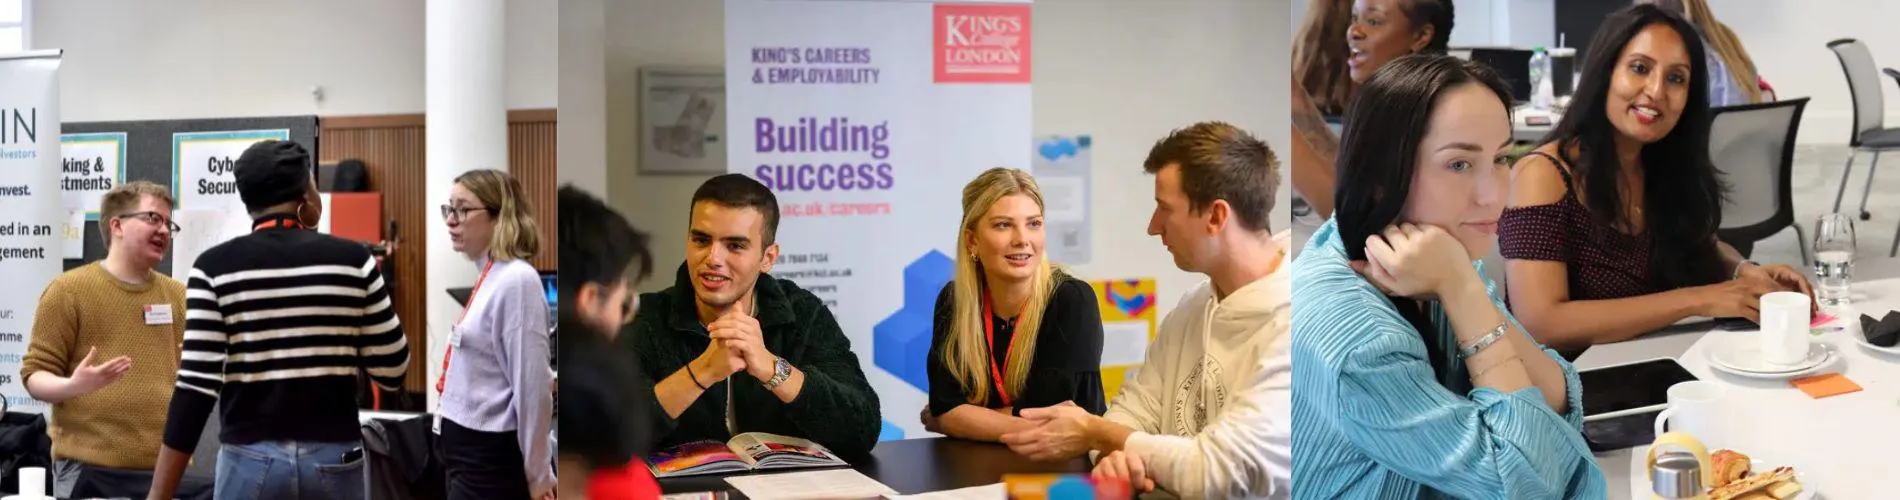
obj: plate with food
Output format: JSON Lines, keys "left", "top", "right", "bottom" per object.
{"left": 1707, "top": 449, "right": 1813, "bottom": 500}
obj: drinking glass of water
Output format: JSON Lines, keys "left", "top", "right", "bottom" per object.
{"left": 1813, "top": 213, "right": 1856, "bottom": 306}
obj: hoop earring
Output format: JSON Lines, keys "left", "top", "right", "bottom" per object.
{"left": 296, "top": 202, "right": 315, "bottom": 228}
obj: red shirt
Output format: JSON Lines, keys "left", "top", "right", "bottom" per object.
{"left": 588, "top": 462, "right": 661, "bottom": 500}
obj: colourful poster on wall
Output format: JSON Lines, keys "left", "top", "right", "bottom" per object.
{"left": 173, "top": 129, "right": 290, "bottom": 252}
{"left": 59, "top": 132, "right": 126, "bottom": 220}
{"left": 728, "top": 0, "right": 1033, "bottom": 441}
{"left": 1091, "top": 278, "right": 1157, "bottom": 401}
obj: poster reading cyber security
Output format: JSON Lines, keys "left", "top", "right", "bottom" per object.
{"left": 0, "top": 52, "right": 63, "bottom": 415}
{"left": 727, "top": 0, "right": 1032, "bottom": 440}
{"left": 174, "top": 130, "right": 290, "bottom": 248}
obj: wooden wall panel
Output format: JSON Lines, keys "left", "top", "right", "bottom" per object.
{"left": 508, "top": 109, "right": 558, "bottom": 271}
{"left": 317, "top": 110, "right": 556, "bottom": 394}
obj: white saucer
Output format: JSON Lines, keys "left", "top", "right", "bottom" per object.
{"left": 1708, "top": 341, "right": 1834, "bottom": 380}
{"left": 1854, "top": 332, "right": 1900, "bottom": 356}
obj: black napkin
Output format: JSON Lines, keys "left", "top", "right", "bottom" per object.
{"left": 1859, "top": 311, "right": 1900, "bottom": 347}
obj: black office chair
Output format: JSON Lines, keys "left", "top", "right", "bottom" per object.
{"left": 1825, "top": 39, "right": 1900, "bottom": 221}
{"left": 1712, "top": 98, "right": 1810, "bottom": 261}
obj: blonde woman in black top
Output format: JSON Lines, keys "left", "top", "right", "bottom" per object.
{"left": 920, "top": 168, "right": 1106, "bottom": 442}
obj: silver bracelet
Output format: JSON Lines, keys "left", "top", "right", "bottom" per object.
{"left": 1458, "top": 323, "right": 1510, "bottom": 358}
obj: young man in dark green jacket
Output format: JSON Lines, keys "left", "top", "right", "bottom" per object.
{"left": 621, "top": 174, "right": 881, "bottom": 461}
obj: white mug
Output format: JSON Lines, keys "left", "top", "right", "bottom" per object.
{"left": 1759, "top": 291, "right": 1812, "bottom": 365}
{"left": 1653, "top": 381, "right": 1726, "bottom": 448}
{"left": 16, "top": 466, "right": 43, "bottom": 498}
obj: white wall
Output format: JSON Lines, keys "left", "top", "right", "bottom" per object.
{"left": 1290, "top": 0, "right": 1555, "bottom": 49}
{"left": 559, "top": 0, "right": 608, "bottom": 195}
{"left": 1708, "top": 0, "right": 1900, "bottom": 144}
{"left": 31, "top": 0, "right": 556, "bottom": 122}
{"left": 604, "top": 0, "right": 1290, "bottom": 328}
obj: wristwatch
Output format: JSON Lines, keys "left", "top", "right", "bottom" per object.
{"left": 764, "top": 356, "right": 793, "bottom": 390}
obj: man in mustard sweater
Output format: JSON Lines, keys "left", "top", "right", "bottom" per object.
{"left": 23, "top": 182, "right": 208, "bottom": 498}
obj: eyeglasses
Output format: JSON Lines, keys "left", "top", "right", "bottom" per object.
{"left": 440, "top": 204, "right": 494, "bottom": 222}
{"left": 117, "top": 211, "right": 182, "bottom": 233}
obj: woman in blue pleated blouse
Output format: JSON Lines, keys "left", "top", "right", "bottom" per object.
{"left": 1289, "top": 54, "right": 1607, "bottom": 499}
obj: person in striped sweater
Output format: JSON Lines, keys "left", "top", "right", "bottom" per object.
{"left": 147, "top": 139, "right": 410, "bottom": 500}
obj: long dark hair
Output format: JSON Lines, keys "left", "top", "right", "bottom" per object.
{"left": 1544, "top": 3, "right": 1727, "bottom": 289}
{"left": 1334, "top": 54, "right": 1515, "bottom": 261}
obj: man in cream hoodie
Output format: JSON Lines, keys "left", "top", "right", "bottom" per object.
{"left": 1001, "top": 122, "right": 1291, "bottom": 499}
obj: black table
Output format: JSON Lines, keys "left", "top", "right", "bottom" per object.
{"left": 658, "top": 437, "right": 1092, "bottom": 497}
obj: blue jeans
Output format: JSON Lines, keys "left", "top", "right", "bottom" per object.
{"left": 214, "top": 440, "right": 366, "bottom": 500}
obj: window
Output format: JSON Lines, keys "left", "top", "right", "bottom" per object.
{"left": 0, "top": 0, "right": 23, "bottom": 55}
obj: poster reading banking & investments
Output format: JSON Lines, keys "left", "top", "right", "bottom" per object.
{"left": 727, "top": 0, "right": 1032, "bottom": 439}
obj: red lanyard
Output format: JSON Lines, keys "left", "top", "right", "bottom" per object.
{"left": 436, "top": 260, "right": 496, "bottom": 394}
{"left": 982, "top": 292, "right": 1028, "bottom": 408}
{"left": 253, "top": 218, "right": 302, "bottom": 231}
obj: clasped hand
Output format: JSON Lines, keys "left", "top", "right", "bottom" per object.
{"left": 1349, "top": 223, "right": 1475, "bottom": 300}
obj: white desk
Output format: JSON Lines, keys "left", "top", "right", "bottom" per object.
{"left": 1514, "top": 105, "right": 1558, "bottom": 142}
{"left": 1587, "top": 258, "right": 1900, "bottom": 499}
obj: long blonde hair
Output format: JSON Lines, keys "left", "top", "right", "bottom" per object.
{"left": 943, "top": 168, "right": 1061, "bottom": 406}
{"left": 455, "top": 169, "right": 541, "bottom": 261}
{"left": 1293, "top": 0, "right": 1357, "bottom": 115}
{"left": 1668, "top": 0, "right": 1761, "bottom": 103}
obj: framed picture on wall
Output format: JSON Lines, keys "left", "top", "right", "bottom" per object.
{"left": 639, "top": 66, "right": 727, "bottom": 175}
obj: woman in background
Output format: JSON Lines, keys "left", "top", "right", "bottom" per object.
{"left": 437, "top": 170, "right": 556, "bottom": 500}
{"left": 556, "top": 185, "right": 659, "bottom": 500}
{"left": 1294, "top": 0, "right": 1358, "bottom": 116}
{"left": 1293, "top": 0, "right": 1456, "bottom": 218}
{"left": 921, "top": 168, "right": 1106, "bottom": 442}
{"left": 1647, "top": 0, "right": 1764, "bottom": 105}
{"left": 1291, "top": 54, "right": 1602, "bottom": 499}
{"left": 1499, "top": 5, "right": 1809, "bottom": 360}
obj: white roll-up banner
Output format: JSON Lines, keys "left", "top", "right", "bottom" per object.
{"left": 0, "top": 50, "right": 64, "bottom": 415}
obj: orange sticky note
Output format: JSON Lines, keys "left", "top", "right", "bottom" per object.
{"left": 1790, "top": 373, "right": 1863, "bottom": 398}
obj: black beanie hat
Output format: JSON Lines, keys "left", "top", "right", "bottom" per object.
{"left": 234, "top": 139, "right": 314, "bottom": 213}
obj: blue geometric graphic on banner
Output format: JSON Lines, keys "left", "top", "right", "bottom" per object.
{"left": 873, "top": 250, "right": 953, "bottom": 392}
{"left": 878, "top": 419, "right": 905, "bottom": 442}
{"left": 1036, "top": 134, "right": 1090, "bottom": 161}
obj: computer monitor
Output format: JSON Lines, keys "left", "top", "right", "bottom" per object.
{"left": 1469, "top": 48, "right": 1534, "bottom": 103}
{"left": 1465, "top": 47, "right": 1577, "bottom": 104}
{"left": 445, "top": 272, "right": 558, "bottom": 314}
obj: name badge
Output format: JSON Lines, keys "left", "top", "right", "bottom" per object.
{"left": 448, "top": 329, "right": 463, "bottom": 348}
{"left": 143, "top": 304, "right": 174, "bottom": 326}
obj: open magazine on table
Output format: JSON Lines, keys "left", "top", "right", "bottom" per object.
{"left": 647, "top": 432, "right": 847, "bottom": 478}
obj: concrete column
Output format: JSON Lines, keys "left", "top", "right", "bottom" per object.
{"left": 425, "top": 0, "right": 507, "bottom": 410}
{"left": 558, "top": 0, "right": 609, "bottom": 196}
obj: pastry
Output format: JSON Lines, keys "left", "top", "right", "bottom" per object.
{"left": 1709, "top": 467, "right": 1796, "bottom": 500}
{"left": 1711, "top": 450, "right": 1751, "bottom": 486}
{"left": 1765, "top": 480, "right": 1803, "bottom": 499}
{"left": 1735, "top": 492, "right": 1773, "bottom": 500}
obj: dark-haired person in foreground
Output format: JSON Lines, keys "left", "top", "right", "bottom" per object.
{"left": 149, "top": 139, "right": 410, "bottom": 500}
{"left": 620, "top": 174, "right": 881, "bottom": 461}
{"left": 555, "top": 185, "right": 661, "bottom": 500}
{"left": 1000, "top": 122, "right": 1290, "bottom": 499}
{"left": 1291, "top": 55, "right": 1603, "bottom": 498}
{"left": 1499, "top": 4, "right": 1811, "bottom": 360}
